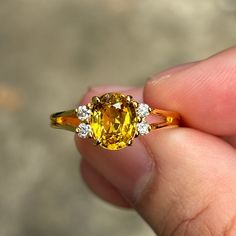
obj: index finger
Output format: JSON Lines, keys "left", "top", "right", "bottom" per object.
{"left": 144, "top": 47, "right": 236, "bottom": 136}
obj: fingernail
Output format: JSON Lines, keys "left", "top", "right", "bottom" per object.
{"left": 76, "top": 137, "right": 154, "bottom": 204}
{"left": 148, "top": 74, "right": 172, "bottom": 87}
{"left": 147, "top": 61, "right": 199, "bottom": 87}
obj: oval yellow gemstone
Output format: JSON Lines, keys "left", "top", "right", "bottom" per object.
{"left": 90, "top": 93, "right": 137, "bottom": 150}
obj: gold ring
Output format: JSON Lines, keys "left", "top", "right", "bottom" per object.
{"left": 50, "top": 92, "right": 181, "bottom": 150}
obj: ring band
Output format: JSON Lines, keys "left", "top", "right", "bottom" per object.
{"left": 50, "top": 92, "right": 181, "bottom": 150}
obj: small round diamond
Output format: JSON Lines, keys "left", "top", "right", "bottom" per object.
{"left": 137, "top": 122, "right": 150, "bottom": 135}
{"left": 77, "top": 105, "right": 91, "bottom": 121}
{"left": 77, "top": 123, "right": 92, "bottom": 138}
{"left": 136, "top": 103, "right": 150, "bottom": 118}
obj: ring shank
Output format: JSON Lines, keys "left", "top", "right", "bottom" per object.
{"left": 50, "top": 108, "right": 180, "bottom": 132}
{"left": 150, "top": 108, "right": 181, "bottom": 129}
{"left": 50, "top": 109, "right": 80, "bottom": 132}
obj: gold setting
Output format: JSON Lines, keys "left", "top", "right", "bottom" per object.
{"left": 50, "top": 92, "right": 181, "bottom": 150}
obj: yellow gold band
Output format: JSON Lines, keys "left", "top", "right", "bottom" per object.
{"left": 50, "top": 108, "right": 181, "bottom": 132}
{"left": 50, "top": 92, "right": 181, "bottom": 150}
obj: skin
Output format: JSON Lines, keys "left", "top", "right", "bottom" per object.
{"left": 75, "top": 47, "right": 236, "bottom": 235}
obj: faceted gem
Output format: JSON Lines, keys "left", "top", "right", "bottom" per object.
{"left": 77, "top": 105, "right": 91, "bottom": 121}
{"left": 137, "top": 122, "right": 150, "bottom": 135}
{"left": 90, "top": 93, "right": 137, "bottom": 150}
{"left": 136, "top": 103, "right": 150, "bottom": 118}
{"left": 77, "top": 123, "right": 92, "bottom": 138}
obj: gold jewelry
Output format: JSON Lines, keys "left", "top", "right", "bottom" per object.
{"left": 50, "top": 92, "right": 181, "bottom": 150}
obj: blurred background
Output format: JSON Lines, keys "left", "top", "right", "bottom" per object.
{"left": 0, "top": 0, "right": 236, "bottom": 235}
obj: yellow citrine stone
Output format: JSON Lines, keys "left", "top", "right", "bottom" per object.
{"left": 90, "top": 93, "right": 137, "bottom": 150}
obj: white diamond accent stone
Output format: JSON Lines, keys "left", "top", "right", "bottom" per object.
{"left": 77, "top": 105, "right": 91, "bottom": 121}
{"left": 136, "top": 103, "right": 150, "bottom": 118}
{"left": 137, "top": 122, "right": 150, "bottom": 135}
{"left": 77, "top": 123, "right": 92, "bottom": 138}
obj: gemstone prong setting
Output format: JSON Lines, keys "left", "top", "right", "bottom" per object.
{"left": 50, "top": 92, "right": 181, "bottom": 150}
{"left": 94, "top": 140, "right": 101, "bottom": 146}
{"left": 127, "top": 139, "right": 133, "bottom": 146}
{"left": 87, "top": 103, "right": 93, "bottom": 109}
{"left": 92, "top": 96, "right": 100, "bottom": 104}
{"left": 126, "top": 95, "right": 132, "bottom": 103}
{"left": 73, "top": 93, "right": 154, "bottom": 150}
{"left": 132, "top": 101, "right": 138, "bottom": 108}
{"left": 134, "top": 130, "right": 139, "bottom": 138}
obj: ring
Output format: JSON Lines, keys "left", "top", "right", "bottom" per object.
{"left": 50, "top": 92, "right": 181, "bottom": 150}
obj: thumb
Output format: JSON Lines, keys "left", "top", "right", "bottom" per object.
{"left": 76, "top": 88, "right": 236, "bottom": 235}
{"left": 137, "top": 128, "right": 236, "bottom": 235}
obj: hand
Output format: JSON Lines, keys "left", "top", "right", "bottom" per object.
{"left": 76, "top": 47, "right": 236, "bottom": 235}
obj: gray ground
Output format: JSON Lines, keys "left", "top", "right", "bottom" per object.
{"left": 0, "top": 0, "right": 236, "bottom": 235}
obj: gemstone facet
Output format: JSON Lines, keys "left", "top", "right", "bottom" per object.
{"left": 90, "top": 93, "right": 137, "bottom": 150}
{"left": 136, "top": 103, "right": 150, "bottom": 118}
{"left": 77, "top": 105, "right": 91, "bottom": 121}
{"left": 77, "top": 123, "right": 92, "bottom": 138}
{"left": 137, "top": 121, "right": 150, "bottom": 135}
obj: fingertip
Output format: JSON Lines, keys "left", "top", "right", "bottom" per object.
{"left": 80, "top": 159, "right": 132, "bottom": 208}
{"left": 136, "top": 127, "right": 236, "bottom": 235}
{"left": 148, "top": 61, "right": 199, "bottom": 83}
{"left": 144, "top": 47, "right": 236, "bottom": 135}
